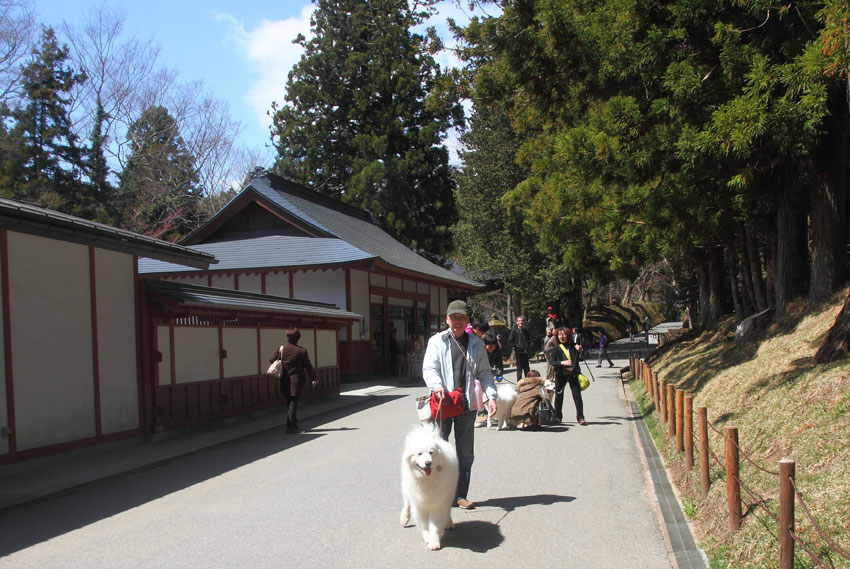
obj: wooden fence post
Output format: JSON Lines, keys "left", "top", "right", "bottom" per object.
{"left": 779, "top": 459, "right": 795, "bottom": 569}
{"left": 653, "top": 372, "right": 660, "bottom": 413}
{"left": 725, "top": 426, "right": 742, "bottom": 531}
{"left": 629, "top": 354, "right": 634, "bottom": 377}
{"left": 676, "top": 389, "right": 684, "bottom": 452}
{"left": 648, "top": 369, "right": 655, "bottom": 401}
{"left": 659, "top": 378, "right": 667, "bottom": 422}
{"left": 667, "top": 384, "right": 676, "bottom": 437}
{"left": 684, "top": 396, "right": 694, "bottom": 469}
{"left": 698, "top": 406, "right": 709, "bottom": 495}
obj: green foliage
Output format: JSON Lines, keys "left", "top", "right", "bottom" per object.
{"left": 453, "top": 0, "right": 849, "bottom": 325}
{"left": 0, "top": 26, "right": 97, "bottom": 217}
{"left": 270, "top": 0, "right": 462, "bottom": 255}
{"left": 117, "top": 105, "right": 203, "bottom": 240}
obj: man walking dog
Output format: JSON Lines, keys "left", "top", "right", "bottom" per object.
{"left": 423, "top": 300, "right": 498, "bottom": 509}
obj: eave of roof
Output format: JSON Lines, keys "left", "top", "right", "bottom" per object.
{"left": 139, "top": 235, "right": 376, "bottom": 274}
{"left": 0, "top": 198, "right": 215, "bottom": 270}
{"left": 146, "top": 279, "right": 362, "bottom": 320}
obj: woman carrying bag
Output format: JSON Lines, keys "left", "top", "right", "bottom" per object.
{"left": 269, "top": 327, "right": 318, "bottom": 434}
{"left": 548, "top": 327, "right": 587, "bottom": 425}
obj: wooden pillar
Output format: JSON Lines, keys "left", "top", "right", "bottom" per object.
{"left": 725, "top": 426, "right": 742, "bottom": 531}
{"left": 698, "top": 406, "right": 710, "bottom": 495}
{"left": 684, "top": 396, "right": 694, "bottom": 469}
{"left": 676, "top": 389, "right": 684, "bottom": 452}
{"left": 779, "top": 459, "right": 796, "bottom": 569}
{"left": 667, "top": 384, "right": 676, "bottom": 437}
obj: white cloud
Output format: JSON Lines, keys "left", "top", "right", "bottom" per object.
{"left": 216, "top": 4, "right": 315, "bottom": 137}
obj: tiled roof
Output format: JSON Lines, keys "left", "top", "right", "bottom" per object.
{"left": 139, "top": 235, "right": 375, "bottom": 274}
{"left": 0, "top": 198, "right": 215, "bottom": 269}
{"left": 146, "top": 279, "right": 361, "bottom": 320}
{"left": 246, "top": 173, "right": 481, "bottom": 288}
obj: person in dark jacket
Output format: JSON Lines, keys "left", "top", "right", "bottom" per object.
{"left": 508, "top": 316, "right": 531, "bottom": 381}
{"left": 269, "top": 327, "right": 317, "bottom": 433}
{"left": 548, "top": 327, "right": 586, "bottom": 425}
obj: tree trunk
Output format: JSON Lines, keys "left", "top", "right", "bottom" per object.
{"left": 622, "top": 280, "right": 633, "bottom": 304}
{"left": 774, "top": 181, "right": 809, "bottom": 319}
{"left": 726, "top": 243, "right": 744, "bottom": 320}
{"left": 698, "top": 247, "right": 725, "bottom": 327}
{"left": 813, "top": 288, "right": 850, "bottom": 363}
{"left": 737, "top": 226, "right": 755, "bottom": 313}
{"left": 810, "top": 88, "right": 849, "bottom": 306}
{"left": 809, "top": 174, "right": 840, "bottom": 306}
{"left": 745, "top": 226, "right": 768, "bottom": 311}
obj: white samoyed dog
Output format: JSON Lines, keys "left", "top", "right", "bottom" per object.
{"left": 400, "top": 425, "right": 459, "bottom": 550}
{"left": 489, "top": 382, "right": 518, "bottom": 430}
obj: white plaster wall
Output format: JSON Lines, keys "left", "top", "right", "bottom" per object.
{"left": 94, "top": 249, "right": 139, "bottom": 434}
{"left": 0, "top": 251, "right": 6, "bottom": 455}
{"left": 173, "top": 327, "right": 220, "bottom": 383}
{"left": 9, "top": 233, "right": 95, "bottom": 450}
{"left": 370, "top": 273, "right": 386, "bottom": 288}
{"left": 403, "top": 279, "right": 416, "bottom": 293}
{"left": 316, "top": 329, "right": 337, "bottom": 367}
{"left": 387, "top": 276, "right": 401, "bottom": 290}
{"left": 300, "top": 329, "right": 316, "bottom": 366}
{"left": 417, "top": 282, "right": 429, "bottom": 295}
{"left": 388, "top": 297, "right": 413, "bottom": 307}
{"left": 156, "top": 325, "right": 172, "bottom": 385}
{"left": 238, "top": 273, "right": 262, "bottom": 294}
{"left": 222, "top": 328, "right": 260, "bottom": 377}
{"left": 172, "top": 275, "right": 206, "bottom": 286}
{"left": 260, "top": 328, "right": 286, "bottom": 364}
{"left": 265, "top": 272, "right": 290, "bottom": 298}
{"left": 210, "top": 274, "right": 234, "bottom": 290}
{"left": 292, "top": 269, "right": 346, "bottom": 308}
{"left": 350, "top": 269, "right": 369, "bottom": 339}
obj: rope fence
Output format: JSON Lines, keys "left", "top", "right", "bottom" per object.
{"left": 629, "top": 354, "right": 850, "bottom": 569}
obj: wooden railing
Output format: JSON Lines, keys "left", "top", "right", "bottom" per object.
{"left": 629, "top": 355, "right": 850, "bottom": 568}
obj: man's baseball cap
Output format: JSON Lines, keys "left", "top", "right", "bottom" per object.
{"left": 446, "top": 300, "right": 468, "bottom": 317}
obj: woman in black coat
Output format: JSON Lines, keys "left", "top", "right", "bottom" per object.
{"left": 269, "top": 328, "right": 317, "bottom": 433}
{"left": 547, "top": 327, "right": 586, "bottom": 425}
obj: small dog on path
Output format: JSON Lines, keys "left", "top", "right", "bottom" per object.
{"left": 400, "top": 425, "right": 459, "bottom": 550}
{"left": 489, "top": 382, "right": 518, "bottom": 429}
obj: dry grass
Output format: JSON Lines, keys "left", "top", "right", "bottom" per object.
{"left": 636, "top": 292, "right": 850, "bottom": 569}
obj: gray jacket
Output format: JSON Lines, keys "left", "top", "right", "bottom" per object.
{"left": 422, "top": 329, "right": 497, "bottom": 404}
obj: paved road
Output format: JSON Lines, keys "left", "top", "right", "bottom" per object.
{"left": 0, "top": 357, "right": 683, "bottom": 568}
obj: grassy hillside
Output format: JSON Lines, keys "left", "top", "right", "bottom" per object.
{"left": 634, "top": 292, "right": 850, "bottom": 569}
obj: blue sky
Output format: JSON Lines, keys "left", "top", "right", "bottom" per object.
{"left": 33, "top": 0, "right": 475, "bottom": 165}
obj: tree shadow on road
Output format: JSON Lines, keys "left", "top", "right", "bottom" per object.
{"left": 0, "top": 394, "right": 402, "bottom": 557}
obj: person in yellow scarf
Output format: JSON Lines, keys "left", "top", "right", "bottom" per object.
{"left": 547, "top": 327, "right": 586, "bottom": 425}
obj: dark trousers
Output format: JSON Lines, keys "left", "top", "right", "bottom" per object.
{"left": 284, "top": 395, "right": 299, "bottom": 428}
{"left": 515, "top": 351, "right": 530, "bottom": 381}
{"left": 554, "top": 374, "right": 584, "bottom": 422}
{"left": 439, "top": 410, "right": 476, "bottom": 500}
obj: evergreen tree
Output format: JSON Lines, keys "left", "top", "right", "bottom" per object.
{"left": 0, "top": 26, "right": 93, "bottom": 216}
{"left": 270, "top": 0, "right": 463, "bottom": 254}
{"left": 117, "top": 105, "right": 203, "bottom": 240}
